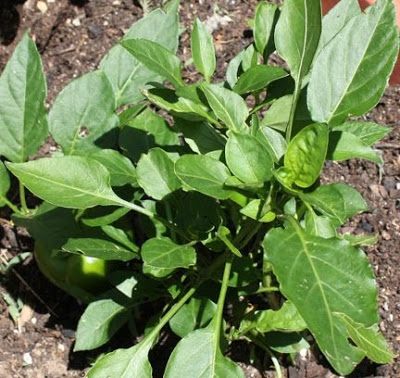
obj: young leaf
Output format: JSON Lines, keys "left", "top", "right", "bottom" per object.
{"left": 331, "top": 121, "right": 390, "bottom": 146}
{"left": 304, "top": 211, "right": 337, "bottom": 238}
{"left": 256, "top": 126, "right": 287, "bottom": 161}
{"left": 274, "top": 0, "right": 321, "bottom": 85}
{"left": 260, "top": 95, "right": 292, "bottom": 132}
{"left": 284, "top": 123, "right": 329, "bottom": 188}
{"left": 164, "top": 321, "right": 245, "bottom": 378}
{"left": 121, "top": 39, "right": 184, "bottom": 89}
{"left": 0, "top": 162, "right": 10, "bottom": 207}
{"left": 226, "top": 49, "right": 246, "bottom": 89}
{"left": 191, "top": 18, "right": 216, "bottom": 82}
{"left": 100, "top": 7, "right": 179, "bottom": 106}
{"left": 6, "top": 157, "right": 123, "bottom": 209}
{"left": 226, "top": 133, "right": 274, "bottom": 184}
{"left": 327, "top": 131, "right": 382, "bottom": 163}
{"left": 264, "top": 221, "right": 379, "bottom": 375}
{"left": 0, "top": 34, "right": 48, "bottom": 163}
{"left": 308, "top": 0, "right": 399, "bottom": 125}
{"left": 201, "top": 84, "right": 249, "bottom": 133}
{"left": 87, "top": 333, "right": 157, "bottom": 377}
{"left": 90, "top": 149, "right": 137, "bottom": 187}
{"left": 81, "top": 207, "right": 131, "bottom": 228}
{"left": 101, "top": 224, "right": 138, "bottom": 252}
{"left": 240, "top": 200, "right": 276, "bottom": 223}
{"left": 169, "top": 297, "right": 217, "bottom": 338}
{"left": 233, "top": 65, "right": 287, "bottom": 95}
{"left": 141, "top": 237, "right": 196, "bottom": 278}
{"left": 49, "top": 71, "right": 119, "bottom": 155}
{"left": 175, "top": 155, "right": 233, "bottom": 200}
{"left": 136, "top": 148, "right": 181, "bottom": 200}
{"left": 335, "top": 313, "right": 395, "bottom": 364}
{"left": 74, "top": 298, "right": 130, "bottom": 351}
{"left": 254, "top": 2, "right": 278, "bottom": 56}
{"left": 300, "top": 183, "right": 368, "bottom": 226}
{"left": 62, "top": 238, "right": 138, "bottom": 261}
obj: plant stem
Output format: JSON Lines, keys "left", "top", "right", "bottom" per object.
{"left": 2, "top": 197, "right": 23, "bottom": 215}
{"left": 286, "top": 82, "right": 301, "bottom": 142}
{"left": 19, "top": 182, "right": 28, "bottom": 214}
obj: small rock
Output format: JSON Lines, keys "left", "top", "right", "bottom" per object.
{"left": 23, "top": 352, "right": 33, "bottom": 365}
{"left": 57, "top": 343, "right": 65, "bottom": 352}
{"left": 88, "top": 24, "right": 102, "bottom": 39}
{"left": 72, "top": 17, "right": 81, "bottom": 27}
{"left": 61, "top": 328, "right": 75, "bottom": 339}
{"left": 37, "top": 1, "right": 48, "bottom": 14}
{"left": 383, "top": 176, "right": 396, "bottom": 191}
{"left": 360, "top": 221, "right": 373, "bottom": 233}
{"left": 369, "top": 184, "right": 388, "bottom": 199}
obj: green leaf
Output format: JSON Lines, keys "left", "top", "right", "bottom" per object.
{"left": 49, "top": 71, "right": 119, "bottom": 156}
{"left": 331, "top": 121, "right": 390, "bottom": 146}
{"left": 240, "top": 200, "right": 276, "bottom": 223}
{"left": 240, "top": 301, "right": 307, "bottom": 335}
{"left": 0, "top": 162, "right": 10, "bottom": 207}
{"left": 87, "top": 333, "right": 156, "bottom": 378}
{"left": 121, "top": 39, "right": 183, "bottom": 89}
{"left": 233, "top": 65, "right": 288, "bottom": 95}
{"left": 201, "top": 84, "right": 249, "bottom": 133}
{"left": 274, "top": 0, "right": 321, "bottom": 85}
{"left": 304, "top": 211, "right": 337, "bottom": 238}
{"left": 100, "top": 7, "right": 179, "bottom": 106}
{"left": 90, "top": 149, "right": 137, "bottom": 187}
{"left": 136, "top": 148, "right": 181, "bottom": 200}
{"left": 256, "top": 126, "right": 287, "bottom": 161}
{"left": 217, "top": 226, "right": 242, "bottom": 257}
{"left": 284, "top": 123, "right": 329, "bottom": 188}
{"left": 226, "top": 132, "right": 273, "bottom": 184}
{"left": 300, "top": 183, "right": 368, "bottom": 226}
{"left": 170, "top": 297, "right": 217, "bottom": 338}
{"left": 81, "top": 207, "right": 130, "bottom": 227}
{"left": 191, "top": 18, "right": 216, "bottom": 81}
{"left": 260, "top": 95, "right": 292, "bottom": 132}
{"left": 308, "top": 0, "right": 399, "bottom": 125}
{"left": 7, "top": 156, "right": 123, "bottom": 209}
{"left": 264, "top": 221, "right": 379, "bottom": 375}
{"left": 327, "top": 131, "right": 382, "bottom": 163}
{"left": 62, "top": 238, "right": 137, "bottom": 261}
{"left": 226, "top": 49, "right": 246, "bottom": 89}
{"left": 0, "top": 34, "right": 48, "bottom": 163}
{"left": 101, "top": 224, "right": 138, "bottom": 252}
{"left": 335, "top": 313, "right": 395, "bottom": 364}
{"left": 175, "top": 155, "right": 233, "bottom": 200}
{"left": 141, "top": 237, "right": 196, "bottom": 278}
{"left": 165, "top": 321, "right": 245, "bottom": 378}
{"left": 264, "top": 332, "right": 310, "bottom": 354}
{"left": 74, "top": 298, "right": 130, "bottom": 351}
{"left": 254, "top": 2, "right": 278, "bottom": 55}
{"left": 119, "top": 108, "right": 179, "bottom": 163}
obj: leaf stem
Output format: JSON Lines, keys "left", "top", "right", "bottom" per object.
{"left": 286, "top": 82, "right": 301, "bottom": 142}
{"left": 2, "top": 197, "right": 23, "bottom": 215}
{"left": 19, "top": 182, "right": 28, "bottom": 214}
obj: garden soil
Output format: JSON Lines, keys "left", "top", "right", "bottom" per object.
{"left": 0, "top": 1, "right": 399, "bottom": 377}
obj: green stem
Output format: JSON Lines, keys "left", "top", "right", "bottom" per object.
{"left": 19, "top": 182, "right": 28, "bottom": 214}
{"left": 286, "top": 82, "right": 301, "bottom": 142}
{"left": 2, "top": 197, "right": 23, "bottom": 215}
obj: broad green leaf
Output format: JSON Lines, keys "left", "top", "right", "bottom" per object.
{"left": 136, "top": 148, "right": 181, "bottom": 200}
{"left": 74, "top": 298, "right": 130, "bottom": 351}
{"left": 201, "top": 84, "right": 249, "bottom": 133}
{"left": 170, "top": 297, "right": 217, "bottom": 338}
{"left": 336, "top": 313, "right": 395, "bottom": 364}
{"left": 264, "top": 221, "right": 379, "bottom": 375}
{"left": 176, "top": 119, "right": 226, "bottom": 155}
{"left": 101, "top": 224, "right": 138, "bottom": 252}
{"left": 274, "top": 0, "right": 321, "bottom": 85}
{"left": 0, "top": 162, "right": 10, "bottom": 207}
{"left": 304, "top": 211, "right": 337, "bottom": 238}
{"left": 300, "top": 183, "right": 368, "bottom": 226}
{"left": 254, "top": 2, "right": 278, "bottom": 55}
{"left": 7, "top": 156, "right": 122, "bottom": 209}
{"left": 121, "top": 39, "right": 183, "bottom": 89}
{"left": 342, "top": 233, "right": 378, "bottom": 247}
{"left": 327, "top": 131, "right": 382, "bottom": 163}
{"left": 144, "top": 88, "right": 216, "bottom": 123}
{"left": 100, "top": 7, "right": 179, "bottom": 106}
{"left": 141, "top": 237, "right": 196, "bottom": 278}
{"left": 284, "top": 123, "right": 328, "bottom": 188}
{"left": 175, "top": 155, "right": 233, "bottom": 200}
{"left": 225, "top": 133, "right": 273, "bottom": 184}
{"left": 62, "top": 238, "right": 137, "bottom": 261}
{"left": 308, "top": 0, "right": 399, "bottom": 125}
{"left": 81, "top": 207, "right": 130, "bottom": 227}
{"left": 256, "top": 126, "right": 287, "bottom": 161}
{"left": 0, "top": 34, "right": 48, "bottom": 163}
{"left": 49, "top": 71, "right": 119, "bottom": 155}
{"left": 119, "top": 108, "right": 179, "bottom": 163}
{"left": 87, "top": 333, "right": 156, "bottom": 378}
{"left": 264, "top": 332, "right": 310, "bottom": 354}
{"left": 241, "top": 44, "right": 258, "bottom": 71}
{"left": 90, "top": 149, "right": 137, "bottom": 187}
{"left": 226, "top": 49, "right": 246, "bottom": 89}
{"left": 240, "top": 301, "right": 307, "bottom": 335}
{"left": 165, "top": 321, "right": 245, "bottom": 378}
{"left": 240, "top": 200, "right": 276, "bottom": 223}
{"left": 191, "top": 18, "right": 216, "bottom": 81}
{"left": 118, "top": 104, "right": 146, "bottom": 126}
{"left": 260, "top": 95, "right": 292, "bottom": 132}
{"left": 233, "top": 65, "right": 288, "bottom": 95}
{"left": 331, "top": 122, "right": 390, "bottom": 145}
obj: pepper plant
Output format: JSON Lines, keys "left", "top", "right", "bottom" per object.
{"left": 0, "top": 0, "right": 398, "bottom": 376}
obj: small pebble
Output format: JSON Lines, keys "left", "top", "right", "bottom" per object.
{"left": 58, "top": 343, "right": 65, "bottom": 352}
{"left": 23, "top": 352, "right": 33, "bottom": 365}
{"left": 31, "top": 317, "right": 37, "bottom": 325}
{"left": 37, "top": 1, "right": 48, "bottom": 13}
{"left": 72, "top": 18, "right": 81, "bottom": 27}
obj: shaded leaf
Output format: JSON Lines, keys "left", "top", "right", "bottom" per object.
{"left": 240, "top": 199, "right": 276, "bottom": 223}
{"left": 254, "top": 2, "right": 278, "bottom": 55}
{"left": 260, "top": 94, "right": 292, "bottom": 132}
{"left": 0, "top": 162, "right": 10, "bottom": 207}
{"left": 331, "top": 122, "right": 390, "bottom": 146}
{"left": 256, "top": 126, "right": 287, "bottom": 161}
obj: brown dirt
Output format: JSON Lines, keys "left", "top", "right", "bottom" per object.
{"left": 0, "top": 1, "right": 399, "bottom": 377}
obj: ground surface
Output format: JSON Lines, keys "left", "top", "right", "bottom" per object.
{"left": 0, "top": 1, "right": 399, "bottom": 377}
